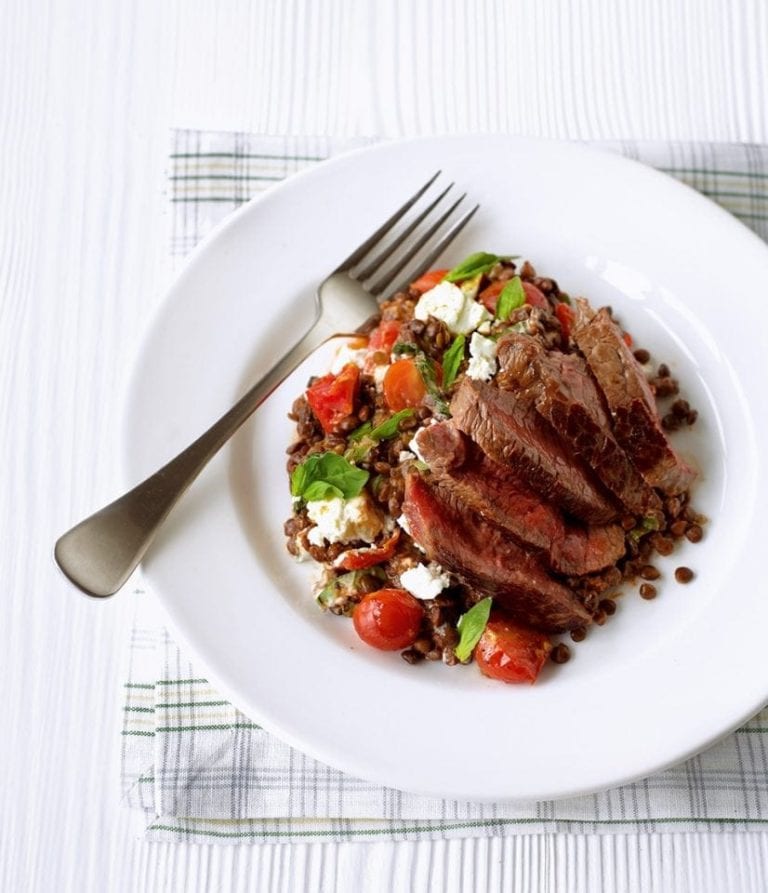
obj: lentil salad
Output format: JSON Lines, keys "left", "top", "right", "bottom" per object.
{"left": 283, "top": 253, "right": 704, "bottom": 684}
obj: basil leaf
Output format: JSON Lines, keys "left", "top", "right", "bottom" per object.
{"left": 445, "top": 252, "right": 502, "bottom": 283}
{"left": 442, "top": 334, "right": 466, "bottom": 389}
{"left": 346, "top": 410, "right": 415, "bottom": 463}
{"left": 291, "top": 452, "right": 369, "bottom": 502}
{"left": 495, "top": 276, "right": 525, "bottom": 320}
{"left": 454, "top": 597, "right": 493, "bottom": 662}
{"left": 369, "top": 408, "right": 414, "bottom": 440}
{"left": 392, "top": 342, "right": 419, "bottom": 357}
{"left": 414, "top": 353, "right": 450, "bottom": 417}
{"left": 347, "top": 421, "right": 373, "bottom": 443}
{"left": 303, "top": 481, "right": 344, "bottom": 501}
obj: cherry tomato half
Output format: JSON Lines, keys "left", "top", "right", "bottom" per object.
{"left": 353, "top": 589, "right": 424, "bottom": 651}
{"left": 306, "top": 362, "right": 360, "bottom": 434}
{"left": 410, "top": 268, "right": 449, "bottom": 295}
{"left": 478, "top": 279, "right": 504, "bottom": 313}
{"left": 521, "top": 281, "right": 549, "bottom": 309}
{"left": 474, "top": 616, "right": 552, "bottom": 684}
{"left": 383, "top": 357, "right": 427, "bottom": 411}
{"left": 479, "top": 279, "right": 549, "bottom": 313}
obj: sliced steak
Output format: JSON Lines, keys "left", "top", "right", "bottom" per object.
{"left": 450, "top": 378, "right": 618, "bottom": 524}
{"left": 415, "top": 422, "right": 625, "bottom": 575}
{"left": 497, "top": 333, "right": 663, "bottom": 519}
{"left": 402, "top": 473, "right": 591, "bottom": 632}
{"left": 573, "top": 307, "right": 696, "bottom": 495}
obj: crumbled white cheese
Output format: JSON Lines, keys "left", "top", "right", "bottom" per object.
{"left": 455, "top": 297, "right": 491, "bottom": 336}
{"left": 466, "top": 331, "right": 498, "bottom": 381}
{"left": 397, "top": 513, "right": 412, "bottom": 535}
{"left": 372, "top": 364, "right": 388, "bottom": 386}
{"left": 413, "top": 281, "right": 491, "bottom": 336}
{"left": 414, "top": 281, "right": 465, "bottom": 331}
{"left": 409, "top": 430, "right": 428, "bottom": 464}
{"left": 329, "top": 342, "right": 367, "bottom": 374}
{"left": 400, "top": 562, "right": 452, "bottom": 600}
{"left": 398, "top": 450, "right": 415, "bottom": 463}
{"left": 306, "top": 494, "right": 383, "bottom": 546}
{"left": 477, "top": 320, "right": 492, "bottom": 335}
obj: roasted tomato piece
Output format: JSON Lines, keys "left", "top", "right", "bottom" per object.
{"left": 306, "top": 362, "right": 360, "bottom": 433}
{"left": 353, "top": 588, "right": 424, "bottom": 651}
{"left": 410, "top": 268, "right": 449, "bottom": 295}
{"left": 478, "top": 279, "right": 504, "bottom": 313}
{"left": 480, "top": 279, "right": 549, "bottom": 312}
{"left": 474, "top": 615, "right": 552, "bottom": 684}
{"left": 555, "top": 302, "right": 574, "bottom": 343}
{"left": 521, "top": 281, "right": 549, "bottom": 309}
{"left": 335, "top": 530, "right": 401, "bottom": 571}
{"left": 368, "top": 320, "right": 402, "bottom": 355}
{"left": 383, "top": 357, "right": 427, "bottom": 411}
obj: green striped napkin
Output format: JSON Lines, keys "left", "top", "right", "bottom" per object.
{"left": 122, "top": 133, "right": 768, "bottom": 844}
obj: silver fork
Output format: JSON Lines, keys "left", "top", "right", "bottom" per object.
{"left": 54, "top": 173, "right": 479, "bottom": 598}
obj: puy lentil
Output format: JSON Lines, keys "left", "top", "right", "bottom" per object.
{"left": 640, "top": 583, "right": 657, "bottom": 600}
{"left": 686, "top": 524, "right": 704, "bottom": 543}
{"left": 640, "top": 564, "right": 660, "bottom": 581}
{"left": 670, "top": 519, "right": 688, "bottom": 537}
{"left": 401, "top": 648, "right": 422, "bottom": 664}
{"left": 550, "top": 643, "right": 571, "bottom": 664}
{"left": 599, "top": 598, "right": 617, "bottom": 616}
{"left": 633, "top": 348, "right": 650, "bottom": 364}
{"left": 675, "top": 566, "right": 694, "bottom": 583}
{"left": 570, "top": 626, "right": 587, "bottom": 643}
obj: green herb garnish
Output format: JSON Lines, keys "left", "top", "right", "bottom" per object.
{"left": 454, "top": 597, "right": 493, "bottom": 662}
{"left": 445, "top": 252, "right": 504, "bottom": 283}
{"left": 415, "top": 352, "right": 450, "bottom": 417}
{"left": 442, "top": 334, "right": 466, "bottom": 389}
{"left": 495, "top": 276, "right": 525, "bottom": 320}
{"left": 317, "top": 567, "right": 386, "bottom": 609}
{"left": 392, "top": 342, "right": 419, "bottom": 357}
{"left": 629, "top": 515, "right": 661, "bottom": 543}
{"left": 290, "top": 452, "right": 369, "bottom": 503}
{"left": 346, "top": 409, "right": 415, "bottom": 462}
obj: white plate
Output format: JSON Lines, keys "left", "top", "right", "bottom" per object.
{"left": 124, "top": 136, "right": 768, "bottom": 801}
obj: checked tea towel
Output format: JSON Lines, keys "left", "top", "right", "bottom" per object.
{"left": 122, "top": 132, "right": 768, "bottom": 844}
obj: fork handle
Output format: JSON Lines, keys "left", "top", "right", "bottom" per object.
{"left": 54, "top": 317, "right": 341, "bottom": 598}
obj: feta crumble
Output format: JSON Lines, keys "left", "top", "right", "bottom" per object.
{"left": 466, "top": 331, "right": 498, "bottom": 382}
{"left": 398, "top": 450, "right": 415, "bottom": 463}
{"left": 414, "top": 282, "right": 491, "bottom": 336}
{"left": 330, "top": 341, "right": 367, "bottom": 374}
{"left": 306, "top": 494, "right": 383, "bottom": 546}
{"left": 400, "top": 562, "right": 452, "bottom": 600}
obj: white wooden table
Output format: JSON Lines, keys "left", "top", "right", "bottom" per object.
{"left": 3, "top": 1, "right": 768, "bottom": 889}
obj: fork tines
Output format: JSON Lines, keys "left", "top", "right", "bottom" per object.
{"left": 343, "top": 172, "right": 479, "bottom": 298}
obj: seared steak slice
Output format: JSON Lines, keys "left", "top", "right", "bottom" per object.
{"left": 416, "top": 423, "right": 625, "bottom": 575}
{"left": 573, "top": 307, "right": 696, "bottom": 495}
{"left": 402, "top": 473, "right": 592, "bottom": 632}
{"left": 497, "top": 333, "right": 663, "bottom": 519}
{"left": 450, "top": 378, "right": 618, "bottom": 524}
